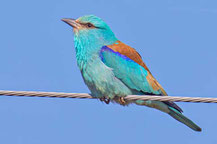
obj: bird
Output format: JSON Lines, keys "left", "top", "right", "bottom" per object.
{"left": 62, "top": 15, "right": 201, "bottom": 132}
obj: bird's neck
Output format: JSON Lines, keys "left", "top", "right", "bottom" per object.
{"left": 74, "top": 36, "right": 118, "bottom": 70}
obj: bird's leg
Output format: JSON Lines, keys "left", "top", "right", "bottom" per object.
{"left": 100, "top": 97, "right": 110, "bottom": 104}
{"left": 104, "top": 98, "right": 110, "bottom": 104}
{"left": 119, "top": 97, "right": 126, "bottom": 105}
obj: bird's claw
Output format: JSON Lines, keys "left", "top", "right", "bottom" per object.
{"left": 119, "top": 97, "right": 126, "bottom": 105}
{"left": 100, "top": 97, "right": 110, "bottom": 104}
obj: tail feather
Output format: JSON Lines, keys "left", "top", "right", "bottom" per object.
{"left": 168, "top": 107, "right": 201, "bottom": 132}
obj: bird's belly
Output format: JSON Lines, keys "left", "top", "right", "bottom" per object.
{"left": 81, "top": 59, "right": 132, "bottom": 99}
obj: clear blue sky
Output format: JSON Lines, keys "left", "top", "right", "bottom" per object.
{"left": 0, "top": 0, "right": 217, "bottom": 143}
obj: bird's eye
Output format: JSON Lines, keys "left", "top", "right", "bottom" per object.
{"left": 87, "top": 23, "right": 94, "bottom": 28}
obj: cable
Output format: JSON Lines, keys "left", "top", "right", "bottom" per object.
{"left": 0, "top": 90, "right": 216, "bottom": 103}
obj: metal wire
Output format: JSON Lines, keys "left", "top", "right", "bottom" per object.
{"left": 0, "top": 90, "right": 216, "bottom": 103}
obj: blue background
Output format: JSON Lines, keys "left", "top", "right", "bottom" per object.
{"left": 0, "top": 0, "right": 217, "bottom": 143}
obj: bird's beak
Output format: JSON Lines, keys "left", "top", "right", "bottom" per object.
{"left": 61, "top": 18, "right": 81, "bottom": 29}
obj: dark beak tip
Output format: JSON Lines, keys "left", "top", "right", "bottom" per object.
{"left": 61, "top": 18, "right": 78, "bottom": 28}
{"left": 61, "top": 18, "right": 68, "bottom": 22}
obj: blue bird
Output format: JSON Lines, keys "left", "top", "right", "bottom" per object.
{"left": 62, "top": 15, "right": 201, "bottom": 131}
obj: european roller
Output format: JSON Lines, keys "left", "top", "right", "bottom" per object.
{"left": 62, "top": 15, "right": 201, "bottom": 131}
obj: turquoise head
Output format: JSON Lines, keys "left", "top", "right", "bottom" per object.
{"left": 62, "top": 15, "right": 118, "bottom": 69}
{"left": 62, "top": 15, "right": 118, "bottom": 49}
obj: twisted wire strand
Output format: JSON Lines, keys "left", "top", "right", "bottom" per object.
{"left": 0, "top": 90, "right": 217, "bottom": 103}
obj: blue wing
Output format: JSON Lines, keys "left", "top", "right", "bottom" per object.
{"left": 100, "top": 46, "right": 162, "bottom": 95}
{"left": 100, "top": 46, "right": 183, "bottom": 113}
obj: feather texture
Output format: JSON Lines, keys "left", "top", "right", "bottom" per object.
{"left": 62, "top": 15, "right": 201, "bottom": 131}
{"left": 107, "top": 41, "right": 167, "bottom": 96}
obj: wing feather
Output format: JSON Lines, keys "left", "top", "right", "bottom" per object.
{"left": 100, "top": 42, "right": 183, "bottom": 113}
{"left": 107, "top": 41, "right": 167, "bottom": 96}
{"left": 100, "top": 46, "right": 162, "bottom": 95}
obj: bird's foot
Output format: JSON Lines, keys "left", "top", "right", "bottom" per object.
{"left": 119, "top": 97, "right": 126, "bottom": 105}
{"left": 100, "top": 97, "right": 110, "bottom": 104}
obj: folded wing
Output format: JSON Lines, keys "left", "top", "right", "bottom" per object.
{"left": 100, "top": 41, "right": 182, "bottom": 112}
